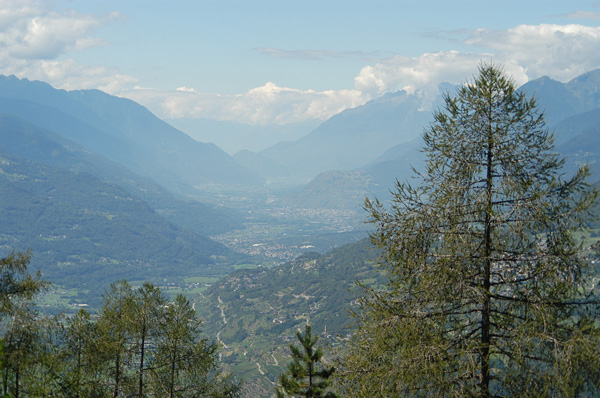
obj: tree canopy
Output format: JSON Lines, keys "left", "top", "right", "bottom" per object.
{"left": 277, "top": 324, "right": 337, "bottom": 398}
{"left": 338, "top": 64, "right": 600, "bottom": 397}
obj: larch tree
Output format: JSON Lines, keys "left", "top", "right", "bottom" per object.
{"left": 0, "top": 250, "right": 49, "bottom": 397}
{"left": 59, "top": 308, "right": 104, "bottom": 398}
{"left": 96, "top": 280, "right": 135, "bottom": 397}
{"left": 338, "top": 64, "right": 600, "bottom": 397}
{"left": 131, "top": 282, "right": 167, "bottom": 398}
{"left": 150, "top": 294, "right": 240, "bottom": 398}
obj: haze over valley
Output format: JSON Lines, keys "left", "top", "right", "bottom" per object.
{"left": 2, "top": 1, "right": 600, "bottom": 396}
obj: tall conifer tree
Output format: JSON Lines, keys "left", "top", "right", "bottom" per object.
{"left": 339, "top": 64, "right": 600, "bottom": 397}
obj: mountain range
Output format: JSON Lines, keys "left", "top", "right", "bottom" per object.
{"left": 279, "top": 70, "right": 600, "bottom": 210}
{"left": 1, "top": 68, "right": 599, "bottom": 299}
{"left": 236, "top": 90, "right": 436, "bottom": 180}
{"left": 0, "top": 76, "right": 263, "bottom": 193}
{"left": 0, "top": 77, "right": 263, "bottom": 297}
{"left": 1, "top": 68, "right": 600, "bottom": 397}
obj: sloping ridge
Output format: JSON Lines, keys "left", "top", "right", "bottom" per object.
{"left": 0, "top": 150, "right": 230, "bottom": 289}
{"left": 0, "top": 113, "right": 243, "bottom": 236}
{"left": 259, "top": 90, "right": 433, "bottom": 178}
{"left": 0, "top": 75, "right": 263, "bottom": 192}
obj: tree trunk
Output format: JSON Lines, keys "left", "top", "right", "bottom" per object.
{"left": 169, "top": 350, "right": 176, "bottom": 398}
{"left": 480, "top": 113, "right": 494, "bottom": 398}
{"left": 76, "top": 338, "right": 82, "bottom": 398}
{"left": 114, "top": 352, "right": 120, "bottom": 398}
{"left": 138, "top": 322, "right": 146, "bottom": 398}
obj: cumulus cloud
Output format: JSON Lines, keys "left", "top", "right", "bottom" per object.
{"left": 464, "top": 24, "right": 600, "bottom": 82}
{"left": 124, "top": 82, "right": 368, "bottom": 125}
{"left": 0, "top": 0, "right": 135, "bottom": 94}
{"left": 355, "top": 51, "right": 487, "bottom": 96}
{"left": 0, "top": 56, "right": 138, "bottom": 94}
{"left": 349, "top": 24, "right": 600, "bottom": 111}
{"left": 0, "top": 0, "right": 120, "bottom": 60}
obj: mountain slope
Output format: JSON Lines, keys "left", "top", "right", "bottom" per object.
{"left": 281, "top": 137, "right": 426, "bottom": 210}
{"left": 519, "top": 69, "right": 600, "bottom": 126}
{"left": 0, "top": 75, "right": 263, "bottom": 192}
{"left": 259, "top": 90, "right": 433, "bottom": 178}
{"left": 194, "top": 238, "right": 382, "bottom": 396}
{"left": 0, "top": 114, "right": 242, "bottom": 236}
{"left": 0, "top": 150, "right": 232, "bottom": 290}
{"left": 554, "top": 109, "right": 600, "bottom": 180}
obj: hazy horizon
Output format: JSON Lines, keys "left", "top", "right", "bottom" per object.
{"left": 1, "top": 1, "right": 600, "bottom": 128}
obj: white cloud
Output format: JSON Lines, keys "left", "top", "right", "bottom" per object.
{"left": 350, "top": 24, "right": 600, "bottom": 111}
{"left": 354, "top": 51, "right": 488, "bottom": 96}
{"left": 176, "top": 86, "right": 196, "bottom": 93}
{"left": 0, "top": 1, "right": 134, "bottom": 95}
{"left": 0, "top": 57, "right": 138, "bottom": 93}
{"left": 0, "top": 0, "right": 120, "bottom": 60}
{"left": 124, "top": 82, "right": 368, "bottom": 125}
{"left": 464, "top": 24, "right": 600, "bottom": 82}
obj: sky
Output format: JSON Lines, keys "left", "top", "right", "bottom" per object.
{"left": 1, "top": 0, "right": 600, "bottom": 126}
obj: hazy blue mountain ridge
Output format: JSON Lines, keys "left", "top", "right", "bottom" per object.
{"left": 284, "top": 70, "right": 600, "bottom": 210}
{"left": 0, "top": 150, "right": 231, "bottom": 291}
{"left": 167, "top": 117, "right": 321, "bottom": 154}
{"left": 257, "top": 90, "right": 434, "bottom": 179}
{"left": 0, "top": 114, "right": 242, "bottom": 236}
{"left": 0, "top": 75, "right": 263, "bottom": 192}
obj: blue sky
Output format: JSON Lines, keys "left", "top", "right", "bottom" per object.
{"left": 2, "top": 0, "right": 600, "bottom": 125}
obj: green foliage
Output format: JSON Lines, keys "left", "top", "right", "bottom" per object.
{"left": 193, "top": 238, "right": 380, "bottom": 396}
{"left": 0, "top": 256, "right": 239, "bottom": 397}
{"left": 88, "top": 283, "right": 240, "bottom": 397}
{"left": 339, "top": 64, "right": 600, "bottom": 397}
{"left": 276, "top": 325, "right": 337, "bottom": 398}
{"left": 0, "top": 251, "right": 48, "bottom": 315}
{"left": 0, "top": 251, "right": 50, "bottom": 397}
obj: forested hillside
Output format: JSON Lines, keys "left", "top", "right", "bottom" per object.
{"left": 194, "top": 239, "right": 382, "bottom": 396}
{"left": 0, "top": 114, "right": 243, "bottom": 236}
{"left": 0, "top": 152, "right": 232, "bottom": 292}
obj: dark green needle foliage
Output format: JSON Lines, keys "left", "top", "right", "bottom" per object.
{"left": 339, "top": 64, "right": 600, "bottom": 397}
{"left": 277, "top": 324, "right": 337, "bottom": 398}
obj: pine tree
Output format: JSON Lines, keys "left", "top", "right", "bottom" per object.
{"left": 0, "top": 250, "right": 48, "bottom": 315}
{"left": 339, "top": 64, "right": 600, "bottom": 397}
{"left": 276, "top": 324, "right": 337, "bottom": 398}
